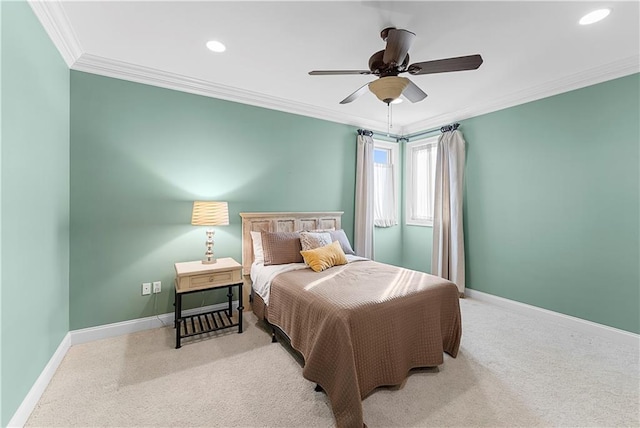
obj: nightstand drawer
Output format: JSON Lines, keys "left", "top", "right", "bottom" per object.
{"left": 177, "top": 268, "right": 242, "bottom": 292}
{"left": 190, "top": 269, "right": 241, "bottom": 288}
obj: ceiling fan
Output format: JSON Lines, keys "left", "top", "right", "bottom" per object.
{"left": 309, "top": 27, "right": 483, "bottom": 105}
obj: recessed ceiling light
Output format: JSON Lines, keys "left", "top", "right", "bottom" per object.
{"left": 579, "top": 8, "right": 611, "bottom": 25}
{"left": 206, "top": 40, "right": 226, "bottom": 53}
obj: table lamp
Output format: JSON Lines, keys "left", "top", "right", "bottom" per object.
{"left": 191, "top": 201, "right": 229, "bottom": 264}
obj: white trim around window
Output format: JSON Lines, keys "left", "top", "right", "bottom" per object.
{"left": 405, "top": 136, "right": 438, "bottom": 227}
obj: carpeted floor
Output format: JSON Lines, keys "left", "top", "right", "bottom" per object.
{"left": 26, "top": 298, "right": 639, "bottom": 427}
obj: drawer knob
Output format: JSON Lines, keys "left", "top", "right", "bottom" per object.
{"left": 209, "top": 277, "right": 213, "bottom": 282}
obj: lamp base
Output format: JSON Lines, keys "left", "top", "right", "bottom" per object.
{"left": 202, "top": 229, "right": 217, "bottom": 264}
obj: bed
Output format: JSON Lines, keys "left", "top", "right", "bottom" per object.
{"left": 240, "top": 212, "right": 462, "bottom": 428}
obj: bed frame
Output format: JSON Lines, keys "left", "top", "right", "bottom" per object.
{"left": 239, "top": 211, "right": 343, "bottom": 276}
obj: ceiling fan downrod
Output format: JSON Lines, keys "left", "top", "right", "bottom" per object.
{"left": 387, "top": 101, "right": 393, "bottom": 136}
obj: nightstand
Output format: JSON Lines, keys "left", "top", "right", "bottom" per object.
{"left": 174, "top": 257, "right": 244, "bottom": 348}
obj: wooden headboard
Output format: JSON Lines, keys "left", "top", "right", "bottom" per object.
{"left": 239, "top": 211, "right": 343, "bottom": 275}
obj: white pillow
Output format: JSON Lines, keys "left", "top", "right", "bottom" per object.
{"left": 299, "top": 231, "right": 332, "bottom": 251}
{"left": 250, "top": 231, "right": 264, "bottom": 264}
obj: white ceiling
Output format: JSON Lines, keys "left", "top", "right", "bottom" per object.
{"left": 32, "top": 1, "right": 640, "bottom": 134}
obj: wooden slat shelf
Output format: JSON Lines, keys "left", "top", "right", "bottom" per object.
{"left": 179, "top": 308, "right": 238, "bottom": 338}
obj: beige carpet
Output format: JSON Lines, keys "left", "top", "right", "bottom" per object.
{"left": 27, "top": 298, "right": 639, "bottom": 427}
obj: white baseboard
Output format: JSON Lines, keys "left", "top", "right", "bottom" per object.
{"left": 7, "top": 332, "right": 71, "bottom": 428}
{"left": 465, "top": 289, "right": 639, "bottom": 347}
{"left": 70, "top": 301, "right": 238, "bottom": 345}
{"left": 8, "top": 301, "right": 238, "bottom": 427}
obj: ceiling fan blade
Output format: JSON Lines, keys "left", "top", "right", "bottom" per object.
{"left": 383, "top": 28, "right": 415, "bottom": 65}
{"left": 408, "top": 54, "right": 483, "bottom": 75}
{"left": 403, "top": 79, "right": 428, "bottom": 103}
{"left": 309, "top": 70, "right": 372, "bottom": 75}
{"left": 340, "top": 83, "right": 370, "bottom": 104}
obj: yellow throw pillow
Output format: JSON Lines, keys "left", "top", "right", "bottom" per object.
{"left": 300, "top": 240, "right": 348, "bottom": 272}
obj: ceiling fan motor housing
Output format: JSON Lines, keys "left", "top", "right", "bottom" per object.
{"left": 369, "top": 50, "right": 410, "bottom": 76}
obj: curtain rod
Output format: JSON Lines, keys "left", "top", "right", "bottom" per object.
{"left": 357, "top": 129, "right": 401, "bottom": 139}
{"left": 404, "top": 122, "right": 460, "bottom": 141}
{"left": 358, "top": 123, "right": 459, "bottom": 142}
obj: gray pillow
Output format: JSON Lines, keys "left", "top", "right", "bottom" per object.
{"left": 328, "top": 229, "right": 355, "bottom": 255}
{"left": 300, "top": 231, "right": 332, "bottom": 251}
{"left": 261, "top": 231, "right": 303, "bottom": 265}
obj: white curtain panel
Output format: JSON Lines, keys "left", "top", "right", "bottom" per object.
{"left": 373, "top": 162, "right": 397, "bottom": 227}
{"left": 354, "top": 134, "right": 375, "bottom": 258}
{"left": 431, "top": 130, "right": 466, "bottom": 294}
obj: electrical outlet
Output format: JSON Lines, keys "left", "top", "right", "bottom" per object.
{"left": 152, "top": 281, "right": 161, "bottom": 293}
{"left": 142, "top": 282, "right": 151, "bottom": 296}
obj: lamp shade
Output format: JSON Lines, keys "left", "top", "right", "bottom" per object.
{"left": 368, "top": 76, "right": 410, "bottom": 103}
{"left": 191, "top": 201, "right": 229, "bottom": 226}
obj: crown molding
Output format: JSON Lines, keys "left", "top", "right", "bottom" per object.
{"left": 26, "top": 0, "right": 638, "bottom": 135}
{"left": 72, "top": 53, "right": 390, "bottom": 133}
{"left": 28, "top": 0, "right": 83, "bottom": 67}
{"left": 74, "top": 52, "right": 637, "bottom": 136}
{"left": 401, "top": 55, "right": 640, "bottom": 135}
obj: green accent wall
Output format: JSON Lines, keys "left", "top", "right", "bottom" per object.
{"left": 70, "top": 71, "right": 359, "bottom": 329}
{"left": 463, "top": 74, "right": 639, "bottom": 333}
{"left": 402, "top": 225, "right": 433, "bottom": 273}
{"left": 403, "top": 74, "right": 639, "bottom": 333}
{"left": 0, "top": 2, "right": 70, "bottom": 426}
{"left": 374, "top": 225, "right": 402, "bottom": 266}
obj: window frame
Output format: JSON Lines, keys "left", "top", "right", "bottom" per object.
{"left": 373, "top": 139, "right": 400, "bottom": 227}
{"left": 405, "top": 136, "right": 439, "bottom": 227}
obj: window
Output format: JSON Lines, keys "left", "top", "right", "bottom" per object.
{"left": 373, "top": 140, "right": 399, "bottom": 227}
{"left": 406, "top": 137, "right": 438, "bottom": 226}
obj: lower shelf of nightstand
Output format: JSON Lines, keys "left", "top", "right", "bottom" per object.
{"left": 174, "top": 279, "right": 244, "bottom": 348}
{"left": 178, "top": 308, "right": 239, "bottom": 339}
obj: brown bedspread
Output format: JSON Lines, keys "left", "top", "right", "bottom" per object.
{"left": 266, "top": 260, "right": 461, "bottom": 428}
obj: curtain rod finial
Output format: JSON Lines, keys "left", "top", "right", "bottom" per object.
{"left": 440, "top": 123, "right": 460, "bottom": 133}
{"left": 357, "top": 129, "right": 374, "bottom": 137}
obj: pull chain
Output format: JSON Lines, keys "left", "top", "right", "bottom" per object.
{"left": 386, "top": 102, "right": 393, "bottom": 136}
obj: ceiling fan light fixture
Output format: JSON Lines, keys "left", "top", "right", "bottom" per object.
{"left": 390, "top": 98, "right": 403, "bottom": 104}
{"left": 369, "top": 76, "right": 410, "bottom": 104}
{"left": 579, "top": 8, "right": 611, "bottom": 25}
